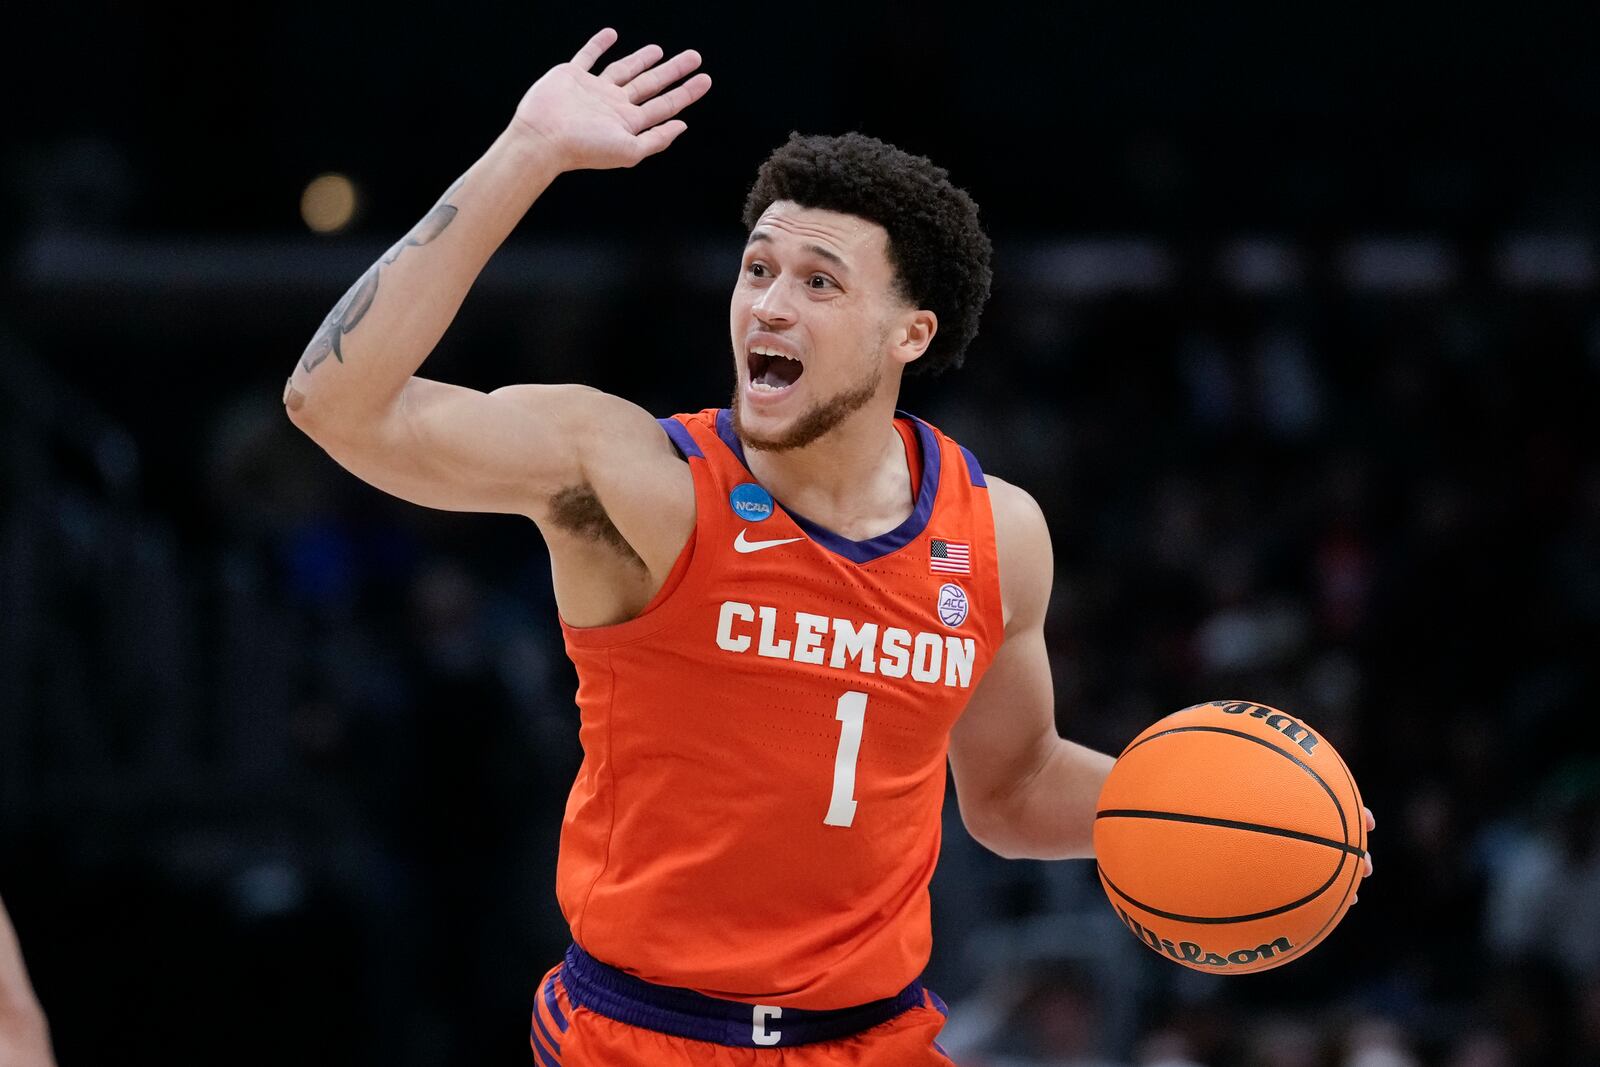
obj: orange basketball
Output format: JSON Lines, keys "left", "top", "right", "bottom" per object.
{"left": 1093, "top": 699, "right": 1367, "bottom": 974}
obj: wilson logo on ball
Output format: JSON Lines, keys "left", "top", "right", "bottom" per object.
{"left": 1095, "top": 699, "right": 1365, "bottom": 974}
{"left": 1189, "top": 699, "right": 1321, "bottom": 755}
{"left": 1115, "top": 907, "right": 1293, "bottom": 968}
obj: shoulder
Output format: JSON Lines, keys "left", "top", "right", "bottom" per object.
{"left": 491, "top": 384, "right": 675, "bottom": 450}
{"left": 496, "top": 384, "right": 695, "bottom": 571}
{"left": 490, "top": 384, "right": 692, "bottom": 477}
{"left": 984, "top": 474, "right": 1053, "bottom": 634}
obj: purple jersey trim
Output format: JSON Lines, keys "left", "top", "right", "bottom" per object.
{"left": 658, "top": 417, "right": 703, "bottom": 459}
{"left": 959, "top": 445, "right": 987, "bottom": 487}
{"left": 559, "top": 942, "right": 925, "bottom": 1048}
{"left": 713, "top": 408, "right": 942, "bottom": 565}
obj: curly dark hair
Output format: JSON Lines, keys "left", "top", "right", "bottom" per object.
{"left": 741, "top": 132, "right": 993, "bottom": 376}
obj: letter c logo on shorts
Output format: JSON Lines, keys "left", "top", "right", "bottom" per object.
{"left": 752, "top": 1004, "right": 782, "bottom": 1046}
{"left": 729, "top": 482, "right": 775, "bottom": 522}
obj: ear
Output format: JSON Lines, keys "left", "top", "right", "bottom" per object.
{"left": 890, "top": 309, "right": 939, "bottom": 368}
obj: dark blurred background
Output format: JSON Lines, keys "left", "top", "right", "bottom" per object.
{"left": 3, "top": 2, "right": 1598, "bottom": 1065}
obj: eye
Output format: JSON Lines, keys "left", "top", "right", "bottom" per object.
{"left": 808, "top": 273, "right": 836, "bottom": 289}
{"left": 746, "top": 261, "right": 770, "bottom": 278}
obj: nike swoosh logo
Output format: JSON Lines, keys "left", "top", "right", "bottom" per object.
{"left": 734, "top": 530, "right": 805, "bottom": 554}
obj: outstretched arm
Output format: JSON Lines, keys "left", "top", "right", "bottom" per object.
{"left": 285, "top": 29, "right": 710, "bottom": 529}
{"left": 950, "top": 478, "right": 1379, "bottom": 883}
{"left": 0, "top": 895, "right": 55, "bottom": 1067}
{"left": 947, "top": 477, "right": 1113, "bottom": 859}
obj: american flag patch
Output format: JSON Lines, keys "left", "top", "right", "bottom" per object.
{"left": 929, "top": 538, "right": 971, "bottom": 575}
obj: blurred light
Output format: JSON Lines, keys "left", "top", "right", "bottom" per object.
{"left": 1013, "top": 240, "right": 1175, "bottom": 297}
{"left": 1219, "top": 238, "right": 1305, "bottom": 294}
{"left": 1496, "top": 235, "right": 1596, "bottom": 290}
{"left": 300, "top": 172, "right": 358, "bottom": 234}
{"left": 231, "top": 860, "right": 307, "bottom": 920}
{"left": 1339, "top": 238, "right": 1455, "bottom": 293}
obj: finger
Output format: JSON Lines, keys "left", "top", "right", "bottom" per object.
{"left": 601, "top": 43, "right": 663, "bottom": 86}
{"left": 1362, "top": 851, "right": 1373, "bottom": 878}
{"left": 1364, "top": 806, "right": 1376, "bottom": 834}
{"left": 625, "top": 48, "right": 704, "bottom": 104}
{"left": 631, "top": 119, "right": 689, "bottom": 162}
{"left": 571, "top": 27, "right": 619, "bottom": 70}
{"left": 633, "top": 73, "right": 712, "bottom": 133}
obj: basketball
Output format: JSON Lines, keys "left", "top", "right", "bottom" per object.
{"left": 1094, "top": 700, "right": 1367, "bottom": 974}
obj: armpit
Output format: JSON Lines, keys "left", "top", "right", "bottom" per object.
{"left": 548, "top": 483, "right": 646, "bottom": 568}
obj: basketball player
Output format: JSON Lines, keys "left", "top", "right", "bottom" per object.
{"left": 283, "top": 29, "right": 1373, "bottom": 1064}
{"left": 0, "top": 896, "right": 55, "bottom": 1067}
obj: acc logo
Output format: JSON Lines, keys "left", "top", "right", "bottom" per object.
{"left": 937, "top": 583, "right": 969, "bottom": 627}
{"left": 729, "top": 483, "right": 774, "bottom": 523}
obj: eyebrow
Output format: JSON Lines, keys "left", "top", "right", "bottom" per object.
{"left": 745, "top": 230, "right": 850, "bottom": 271}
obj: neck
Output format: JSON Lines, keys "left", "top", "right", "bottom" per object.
{"left": 742, "top": 395, "right": 914, "bottom": 540}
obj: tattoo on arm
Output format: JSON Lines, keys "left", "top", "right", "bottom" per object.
{"left": 300, "top": 266, "right": 378, "bottom": 372}
{"left": 381, "top": 174, "right": 465, "bottom": 265}
{"left": 299, "top": 174, "right": 467, "bottom": 374}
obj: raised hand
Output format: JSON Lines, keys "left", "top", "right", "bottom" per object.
{"left": 509, "top": 28, "right": 711, "bottom": 172}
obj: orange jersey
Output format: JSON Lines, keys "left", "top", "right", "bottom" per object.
{"left": 556, "top": 408, "right": 1004, "bottom": 1010}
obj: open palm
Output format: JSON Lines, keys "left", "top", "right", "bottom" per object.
{"left": 511, "top": 28, "right": 711, "bottom": 171}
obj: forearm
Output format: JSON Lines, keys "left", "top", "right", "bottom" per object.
{"left": 285, "top": 126, "right": 561, "bottom": 429}
{"left": 971, "top": 738, "right": 1114, "bottom": 861}
{"left": 0, "top": 1002, "right": 53, "bottom": 1067}
{"left": 0, "top": 897, "right": 56, "bottom": 1067}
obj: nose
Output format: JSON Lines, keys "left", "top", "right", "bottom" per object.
{"left": 751, "top": 276, "right": 798, "bottom": 328}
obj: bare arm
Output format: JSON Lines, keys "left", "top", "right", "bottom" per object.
{"left": 947, "top": 476, "right": 1114, "bottom": 860}
{"left": 0, "top": 895, "right": 55, "bottom": 1067}
{"left": 950, "top": 478, "right": 1380, "bottom": 882}
{"left": 284, "top": 29, "right": 711, "bottom": 538}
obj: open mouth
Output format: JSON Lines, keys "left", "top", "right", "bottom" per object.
{"left": 747, "top": 347, "right": 805, "bottom": 392}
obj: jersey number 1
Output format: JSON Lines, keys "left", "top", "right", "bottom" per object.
{"left": 823, "top": 692, "right": 868, "bottom": 827}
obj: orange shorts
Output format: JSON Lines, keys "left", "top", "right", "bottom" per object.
{"left": 528, "top": 960, "right": 956, "bottom": 1066}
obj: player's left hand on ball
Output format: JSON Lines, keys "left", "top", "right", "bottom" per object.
{"left": 1354, "top": 806, "right": 1375, "bottom": 903}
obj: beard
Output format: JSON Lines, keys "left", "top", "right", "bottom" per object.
{"left": 732, "top": 358, "right": 883, "bottom": 453}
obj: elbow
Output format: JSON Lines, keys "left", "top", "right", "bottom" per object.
{"left": 283, "top": 378, "right": 319, "bottom": 436}
{"left": 976, "top": 837, "right": 1033, "bottom": 862}
{"left": 959, "top": 801, "right": 1030, "bottom": 861}
{"left": 957, "top": 792, "right": 1098, "bottom": 862}
{"left": 282, "top": 380, "right": 355, "bottom": 446}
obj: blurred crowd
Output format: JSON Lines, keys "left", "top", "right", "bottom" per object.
{"left": 5, "top": 2, "right": 1598, "bottom": 1062}
{"left": 917, "top": 282, "right": 1600, "bottom": 1066}
{"left": 3, "top": 253, "right": 1595, "bottom": 1065}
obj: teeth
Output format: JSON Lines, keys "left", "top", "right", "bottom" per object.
{"left": 750, "top": 379, "right": 788, "bottom": 393}
{"left": 750, "top": 346, "right": 797, "bottom": 361}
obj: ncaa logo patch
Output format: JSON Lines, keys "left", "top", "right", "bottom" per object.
{"left": 937, "top": 583, "right": 969, "bottom": 628}
{"left": 729, "top": 482, "right": 775, "bottom": 523}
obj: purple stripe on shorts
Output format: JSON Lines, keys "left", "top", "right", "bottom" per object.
{"left": 529, "top": 1024, "right": 560, "bottom": 1067}
{"left": 532, "top": 1001, "right": 561, "bottom": 1056}
{"left": 544, "top": 975, "right": 568, "bottom": 1032}
{"left": 559, "top": 942, "right": 924, "bottom": 1048}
